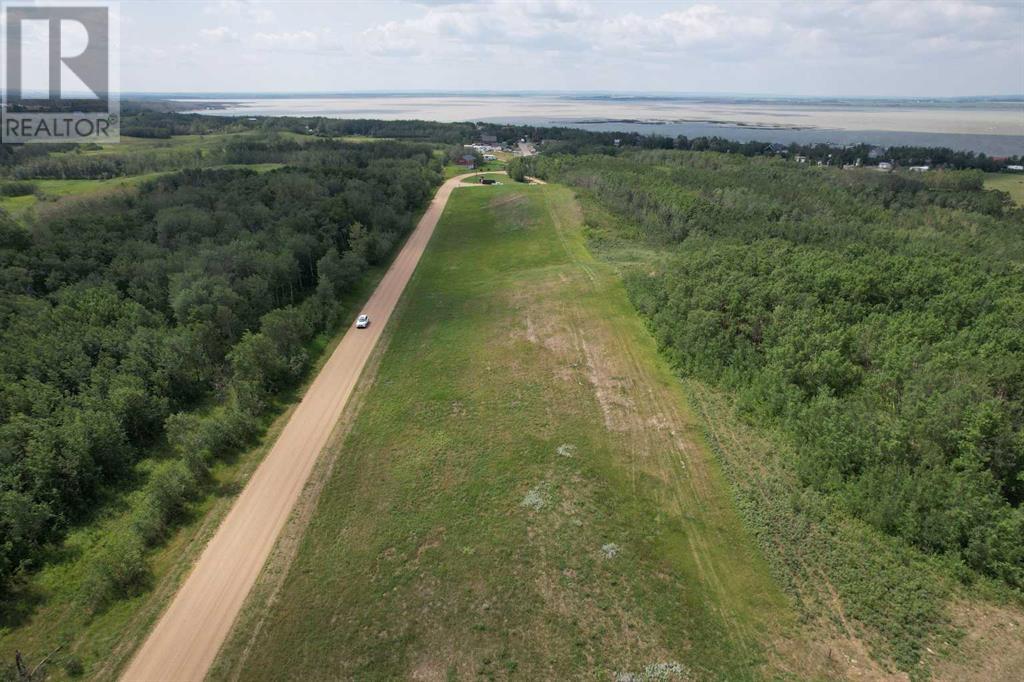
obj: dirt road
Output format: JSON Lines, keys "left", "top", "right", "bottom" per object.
{"left": 121, "top": 173, "right": 475, "bottom": 682}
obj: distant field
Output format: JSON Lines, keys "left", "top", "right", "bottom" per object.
{"left": 212, "top": 182, "right": 826, "bottom": 680}
{"left": 51, "top": 129, "right": 334, "bottom": 160}
{"left": 0, "top": 174, "right": 164, "bottom": 217}
{"left": 0, "top": 162, "right": 283, "bottom": 219}
{"left": 1, "top": 131, "right": 276, "bottom": 220}
{"left": 67, "top": 132, "right": 248, "bottom": 157}
{"left": 985, "top": 172, "right": 1024, "bottom": 206}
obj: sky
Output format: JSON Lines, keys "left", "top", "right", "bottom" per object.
{"left": 113, "top": 0, "right": 1023, "bottom": 97}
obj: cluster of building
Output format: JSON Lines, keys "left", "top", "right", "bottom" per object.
{"left": 788, "top": 145, "right": 1023, "bottom": 174}
{"left": 466, "top": 133, "right": 508, "bottom": 156}
{"left": 455, "top": 134, "right": 517, "bottom": 169}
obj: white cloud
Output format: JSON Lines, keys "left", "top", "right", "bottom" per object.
{"left": 594, "top": 5, "right": 775, "bottom": 58}
{"left": 361, "top": 0, "right": 596, "bottom": 58}
{"left": 119, "top": 0, "right": 1024, "bottom": 96}
{"left": 200, "top": 26, "right": 239, "bottom": 43}
{"left": 251, "top": 29, "right": 345, "bottom": 53}
{"left": 361, "top": 0, "right": 1022, "bottom": 65}
{"left": 203, "top": 0, "right": 276, "bottom": 25}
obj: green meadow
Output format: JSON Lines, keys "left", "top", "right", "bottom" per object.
{"left": 213, "top": 182, "right": 823, "bottom": 681}
{"left": 985, "top": 172, "right": 1024, "bottom": 206}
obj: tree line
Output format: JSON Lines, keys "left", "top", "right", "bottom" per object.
{"left": 511, "top": 136, "right": 1022, "bottom": 173}
{"left": 521, "top": 149, "right": 1024, "bottom": 589}
{"left": 6, "top": 108, "right": 1016, "bottom": 180}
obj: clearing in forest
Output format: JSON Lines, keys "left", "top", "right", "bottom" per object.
{"left": 212, "top": 181, "right": 833, "bottom": 680}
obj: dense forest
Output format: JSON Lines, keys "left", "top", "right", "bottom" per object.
{"left": 0, "top": 137, "right": 439, "bottom": 599}
{"left": 516, "top": 150, "right": 1024, "bottom": 589}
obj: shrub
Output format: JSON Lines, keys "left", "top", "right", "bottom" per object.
{"left": 64, "top": 656, "right": 84, "bottom": 677}
{"left": 80, "top": 530, "right": 149, "bottom": 613}
{"left": 0, "top": 181, "right": 37, "bottom": 197}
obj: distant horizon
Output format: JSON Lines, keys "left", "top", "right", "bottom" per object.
{"left": 126, "top": 91, "right": 1024, "bottom": 102}
{"left": 167, "top": 90, "right": 1024, "bottom": 156}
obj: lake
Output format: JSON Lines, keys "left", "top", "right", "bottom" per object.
{"left": 178, "top": 93, "right": 1024, "bottom": 155}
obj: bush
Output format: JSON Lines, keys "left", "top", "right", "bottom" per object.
{"left": 64, "top": 656, "right": 84, "bottom": 677}
{"left": 80, "top": 530, "right": 149, "bottom": 613}
{"left": 0, "top": 181, "right": 37, "bottom": 197}
{"left": 132, "top": 462, "right": 195, "bottom": 546}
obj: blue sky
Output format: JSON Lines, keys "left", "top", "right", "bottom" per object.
{"left": 117, "top": 0, "right": 1024, "bottom": 96}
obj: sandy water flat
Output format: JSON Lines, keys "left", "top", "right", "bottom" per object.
{"left": 182, "top": 95, "right": 1024, "bottom": 137}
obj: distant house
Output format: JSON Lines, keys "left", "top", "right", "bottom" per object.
{"left": 909, "top": 165, "right": 930, "bottom": 172}
{"left": 613, "top": 139, "right": 622, "bottom": 147}
{"left": 456, "top": 154, "right": 477, "bottom": 169}
{"left": 877, "top": 162, "right": 894, "bottom": 171}
{"left": 1007, "top": 165, "right": 1024, "bottom": 172}
{"left": 868, "top": 146, "right": 885, "bottom": 159}
{"left": 794, "top": 155, "right": 808, "bottom": 163}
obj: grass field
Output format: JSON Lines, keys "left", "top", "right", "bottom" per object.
{"left": 0, "top": 163, "right": 283, "bottom": 220}
{"left": 211, "top": 182, "right": 836, "bottom": 680}
{"left": 0, "top": 127, "right": 290, "bottom": 222}
{"left": 985, "top": 172, "right": 1024, "bottom": 206}
{"left": 0, "top": 175, "right": 161, "bottom": 217}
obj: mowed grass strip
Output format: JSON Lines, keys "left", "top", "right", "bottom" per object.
{"left": 985, "top": 172, "right": 1024, "bottom": 207}
{"left": 218, "top": 183, "right": 807, "bottom": 680}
